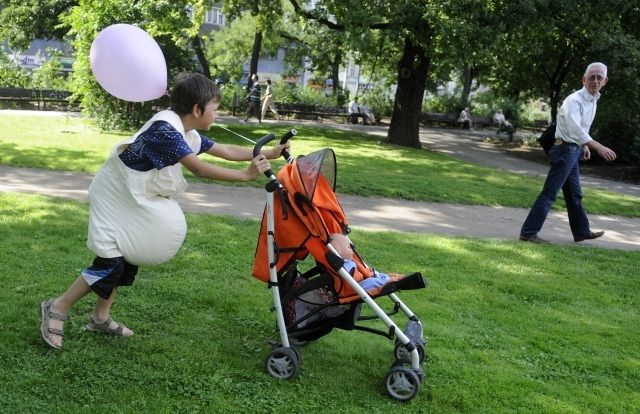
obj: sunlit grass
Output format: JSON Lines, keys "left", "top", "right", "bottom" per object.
{"left": 1, "top": 113, "right": 639, "bottom": 217}
{"left": 1, "top": 193, "right": 638, "bottom": 413}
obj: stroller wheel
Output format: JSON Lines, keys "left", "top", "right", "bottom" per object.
{"left": 265, "top": 347, "right": 300, "bottom": 380}
{"left": 393, "top": 340, "right": 426, "bottom": 364}
{"left": 390, "top": 359, "right": 425, "bottom": 383}
{"left": 384, "top": 366, "right": 421, "bottom": 402}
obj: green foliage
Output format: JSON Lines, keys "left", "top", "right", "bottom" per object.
{"left": 274, "top": 81, "right": 336, "bottom": 106}
{"left": 359, "top": 86, "right": 393, "bottom": 118}
{"left": 0, "top": 0, "right": 76, "bottom": 50}
{"left": 60, "top": 0, "right": 203, "bottom": 130}
{"left": 0, "top": 49, "right": 31, "bottom": 88}
{"left": 30, "top": 48, "right": 68, "bottom": 90}
{"left": 471, "top": 90, "right": 521, "bottom": 126}
{"left": 205, "top": 12, "right": 257, "bottom": 83}
{"left": 218, "top": 82, "right": 247, "bottom": 112}
{"left": 423, "top": 89, "right": 461, "bottom": 114}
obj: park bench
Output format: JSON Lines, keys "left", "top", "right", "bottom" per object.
{"left": 533, "top": 119, "right": 549, "bottom": 130}
{"left": 456, "top": 115, "right": 495, "bottom": 129}
{"left": 421, "top": 112, "right": 458, "bottom": 127}
{"left": 275, "top": 102, "right": 349, "bottom": 123}
{"left": 470, "top": 116, "right": 494, "bottom": 128}
{"left": 0, "top": 87, "right": 72, "bottom": 110}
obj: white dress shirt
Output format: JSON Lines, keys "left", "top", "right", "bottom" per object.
{"left": 556, "top": 86, "right": 600, "bottom": 145}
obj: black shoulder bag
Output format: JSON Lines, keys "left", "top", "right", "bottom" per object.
{"left": 537, "top": 122, "right": 557, "bottom": 155}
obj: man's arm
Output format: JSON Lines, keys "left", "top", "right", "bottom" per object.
{"left": 585, "top": 140, "right": 616, "bottom": 161}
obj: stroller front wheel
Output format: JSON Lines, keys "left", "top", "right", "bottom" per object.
{"left": 384, "top": 366, "right": 421, "bottom": 401}
{"left": 265, "top": 347, "right": 300, "bottom": 380}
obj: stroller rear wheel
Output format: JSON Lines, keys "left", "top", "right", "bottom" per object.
{"left": 265, "top": 347, "right": 300, "bottom": 380}
{"left": 384, "top": 366, "right": 421, "bottom": 402}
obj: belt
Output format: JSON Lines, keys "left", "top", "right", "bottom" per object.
{"left": 554, "top": 139, "right": 579, "bottom": 147}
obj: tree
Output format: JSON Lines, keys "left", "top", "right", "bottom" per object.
{"left": 287, "top": 0, "right": 445, "bottom": 148}
{"left": 222, "top": 0, "right": 285, "bottom": 89}
{"left": 277, "top": 17, "right": 348, "bottom": 99}
{"left": 0, "top": 0, "right": 76, "bottom": 50}
{"left": 205, "top": 13, "right": 258, "bottom": 82}
{"left": 57, "top": 0, "right": 207, "bottom": 129}
{"left": 489, "top": 0, "right": 640, "bottom": 169}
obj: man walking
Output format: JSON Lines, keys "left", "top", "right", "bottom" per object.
{"left": 244, "top": 74, "right": 262, "bottom": 124}
{"left": 261, "top": 79, "right": 279, "bottom": 120}
{"left": 519, "top": 62, "right": 617, "bottom": 244}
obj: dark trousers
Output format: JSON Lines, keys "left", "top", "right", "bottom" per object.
{"left": 521, "top": 142, "right": 590, "bottom": 238}
{"left": 245, "top": 100, "right": 261, "bottom": 122}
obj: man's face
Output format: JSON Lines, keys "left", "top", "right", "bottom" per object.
{"left": 582, "top": 67, "right": 608, "bottom": 95}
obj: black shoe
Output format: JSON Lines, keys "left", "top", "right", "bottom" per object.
{"left": 519, "top": 234, "right": 550, "bottom": 244}
{"left": 574, "top": 231, "right": 605, "bottom": 242}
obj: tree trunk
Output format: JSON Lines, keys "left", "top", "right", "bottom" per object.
{"left": 387, "top": 37, "right": 429, "bottom": 148}
{"left": 331, "top": 47, "right": 342, "bottom": 97}
{"left": 191, "top": 36, "right": 211, "bottom": 79}
{"left": 548, "top": 55, "right": 572, "bottom": 122}
{"left": 249, "top": 30, "right": 262, "bottom": 82}
{"left": 460, "top": 66, "right": 475, "bottom": 108}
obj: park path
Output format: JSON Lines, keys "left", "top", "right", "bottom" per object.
{"left": 1, "top": 110, "right": 639, "bottom": 250}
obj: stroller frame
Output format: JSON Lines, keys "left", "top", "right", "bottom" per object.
{"left": 252, "top": 131, "right": 426, "bottom": 401}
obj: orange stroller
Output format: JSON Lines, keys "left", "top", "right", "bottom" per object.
{"left": 251, "top": 131, "right": 427, "bottom": 401}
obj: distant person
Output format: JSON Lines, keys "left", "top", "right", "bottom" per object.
{"left": 243, "top": 73, "right": 262, "bottom": 124}
{"left": 519, "top": 62, "right": 616, "bottom": 244}
{"left": 348, "top": 97, "right": 361, "bottom": 124}
{"left": 493, "top": 109, "right": 506, "bottom": 126}
{"left": 359, "top": 99, "right": 376, "bottom": 125}
{"left": 261, "top": 79, "right": 279, "bottom": 120}
{"left": 493, "top": 109, "right": 514, "bottom": 141}
{"left": 458, "top": 107, "right": 473, "bottom": 129}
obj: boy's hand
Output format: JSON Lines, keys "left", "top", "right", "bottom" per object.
{"left": 266, "top": 142, "right": 291, "bottom": 159}
{"left": 247, "top": 154, "right": 271, "bottom": 180}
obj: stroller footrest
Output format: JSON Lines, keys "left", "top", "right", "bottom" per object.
{"left": 379, "top": 272, "right": 426, "bottom": 296}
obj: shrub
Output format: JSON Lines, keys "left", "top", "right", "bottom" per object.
{"left": 0, "top": 50, "right": 30, "bottom": 88}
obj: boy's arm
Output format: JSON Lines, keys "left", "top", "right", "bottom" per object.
{"left": 179, "top": 152, "right": 268, "bottom": 181}
{"left": 206, "top": 142, "right": 291, "bottom": 160}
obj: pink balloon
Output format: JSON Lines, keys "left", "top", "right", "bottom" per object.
{"left": 90, "top": 24, "right": 167, "bottom": 102}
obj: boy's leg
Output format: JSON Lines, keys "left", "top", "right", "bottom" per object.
{"left": 42, "top": 275, "right": 92, "bottom": 348}
{"left": 89, "top": 288, "right": 134, "bottom": 337}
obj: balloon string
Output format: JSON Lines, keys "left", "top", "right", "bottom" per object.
{"left": 214, "top": 124, "right": 256, "bottom": 144}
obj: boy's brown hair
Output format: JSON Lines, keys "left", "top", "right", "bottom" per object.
{"left": 170, "top": 72, "right": 221, "bottom": 115}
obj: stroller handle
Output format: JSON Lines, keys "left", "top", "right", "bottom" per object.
{"left": 253, "top": 132, "right": 277, "bottom": 178}
{"left": 279, "top": 129, "right": 297, "bottom": 163}
{"left": 253, "top": 130, "right": 297, "bottom": 178}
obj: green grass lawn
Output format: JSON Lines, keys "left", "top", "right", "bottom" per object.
{"left": 1, "top": 113, "right": 639, "bottom": 217}
{"left": 1, "top": 192, "right": 638, "bottom": 413}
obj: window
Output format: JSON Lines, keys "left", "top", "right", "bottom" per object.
{"left": 206, "top": 7, "right": 225, "bottom": 26}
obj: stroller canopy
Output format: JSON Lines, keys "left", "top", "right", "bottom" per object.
{"left": 253, "top": 148, "right": 350, "bottom": 283}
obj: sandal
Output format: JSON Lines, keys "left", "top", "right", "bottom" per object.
{"left": 40, "top": 298, "right": 67, "bottom": 349}
{"left": 85, "top": 317, "right": 133, "bottom": 337}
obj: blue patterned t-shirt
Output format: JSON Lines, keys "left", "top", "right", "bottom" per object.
{"left": 119, "top": 121, "right": 214, "bottom": 171}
